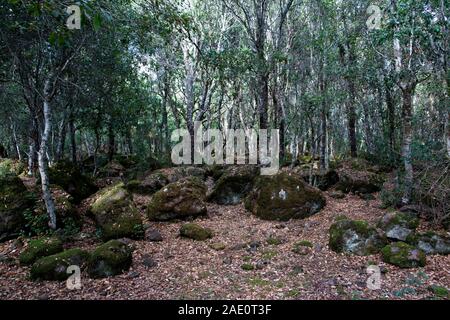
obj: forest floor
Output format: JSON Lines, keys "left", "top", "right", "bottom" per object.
{"left": 0, "top": 186, "right": 449, "bottom": 300}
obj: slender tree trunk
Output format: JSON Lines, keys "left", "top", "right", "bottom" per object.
{"left": 107, "top": 121, "right": 115, "bottom": 162}
{"left": 38, "top": 81, "right": 57, "bottom": 230}
{"left": 9, "top": 117, "right": 21, "bottom": 160}
{"left": 385, "top": 80, "right": 396, "bottom": 153}
{"left": 55, "top": 117, "right": 67, "bottom": 161}
{"left": 400, "top": 84, "right": 416, "bottom": 205}
{"left": 69, "top": 115, "right": 77, "bottom": 164}
{"left": 347, "top": 81, "right": 358, "bottom": 158}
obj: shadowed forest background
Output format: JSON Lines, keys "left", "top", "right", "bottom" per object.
{"left": 0, "top": 0, "right": 449, "bottom": 300}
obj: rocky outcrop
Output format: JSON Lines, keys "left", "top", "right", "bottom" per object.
{"left": 381, "top": 242, "right": 426, "bottom": 268}
{"left": 335, "top": 159, "right": 385, "bottom": 194}
{"left": 406, "top": 232, "right": 450, "bottom": 255}
{"left": 329, "top": 217, "right": 388, "bottom": 256}
{"left": 377, "top": 212, "right": 419, "bottom": 242}
{"left": 147, "top": 177, "right": 207, "bottom": 221}
{"left": 19, "top": 237, "right": 63, "bottom": 266}
{"left": 30, "top": 248, "right": 90, "bottom": 281}
{"left": 245, "top": 172, "right": 326, "bottom": 221}
{"left": 180, "top": 223, "right": 213, "bottom": 241}
{"left": 89, "top": 183, "right": 143, "bottom": 240}
{"left": 207, "top": 165, "right": 259, "bottom": 205}
{"left": 44, "top": 161, "right": 98, "bottom": 203}
{"left": 87, "top": 240, "right": 133, "bottom": 278}
{"left": 0, "top": 174, "right": 36, "bottom": 242}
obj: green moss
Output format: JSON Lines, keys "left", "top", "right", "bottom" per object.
{"left": 0, "top": 174, "right": 36, "bottom": 241}
{"left": 30, "top": 248, "right": 90, "bottom": 281}
{"left": 87, "top": 240, "right": 133, "bottom": 279}
{"left": 292, "top": 240, "right": 314, "bottom": 255}
{"left": 180, "top": 223, "right": 213, "bottom": 241}
{"left": 147, "top": 178, "right": 207, "bottom": 221}
{"left": 209, "top": 243, "right": 226, "bottom": 251}
{"left": 378, "top": 212, "right": 419, "bottom": 230}
{"left": 19, "top": 237, "right": 63, "bottom": 265}
{"left": 428, "top": 285, "right": 449, "bottom": 298}
{"left": 241, "top": 263, "right": 255, "bottom": 271}
{"left": 248, "top": 277, "right": 270, "bottom": 287}
{"left": 329, "top": 219, "right": 387, "bottom": 255}
{"left": 245, "top": 172, "right": 326, "bottom": 221}
{"left": 44, "top": 161, "right": 97, "bottom": 203}
{"left": 90, "top": 183, "right": 143, "bottom": 240}
{"left": 0, "top": 159, "right": 26, "bottom": 178}
{"left": 29, "top": 187, "right": 80, "bottom": 236}
{"left": 266, "top": 237, "right": 283, "bottom": 246}
{"left": 285, "top": 289, "right": 301, "bottom": 298}
{"left": 262, "top": 250, "right": 278, "bottom": 260}
{"left": 381, "top": 242, "right": 426, "bottom": 268}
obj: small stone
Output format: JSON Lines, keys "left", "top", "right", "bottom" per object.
{"left": 249, "top": 241, "right": 261, "bottom": 249}
{"left": 209, "top": 243, "right": 226, "bottom": 251}
{"left": 359, "top": 193, "right": 375, "bottom": 201}
{"left": 329, "top": 191, "right": 346, "bottom": 199}
{"left": 128, "top": 271, "right": 140, "bottom": 278}
{"left": 255, "top": 260, "right": 269, "bottom": 270}
{"left": 142, "top": 254, "right": 157, "bottom": 268}
{"left": 230, "top": 243, "right": 246, "bottom": 251}
{"left": 145, "top": 229, "right": 163, "bottom": 242}
{"left": 223, "top": 256, "right": 232, "bottom": 265}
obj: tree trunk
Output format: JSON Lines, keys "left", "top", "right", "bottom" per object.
{"left": 347, "top": 81, "right": 358, "bottom": 158}
{"left": 55, "top": 117, "right": 67, "bottom": 161}
{"left": 69, "top": 116, "right": 77, "bottom": 163}
{"left": 108, "top": 121, "right": 115, "bottom": 162}
{"left": 400, "top": 84, "right": 416, "bottom": 205}
{"left": 385, "top": 80, "right": 396, "bottom": 153}
{"left": 9, "top": 117, "right": 21, "bottom": 160}
{"left": 38, "top": 81, "right": 57, "bottom": 230}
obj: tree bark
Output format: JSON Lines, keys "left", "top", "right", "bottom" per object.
{"left": 38, "top": 81, "right": 57, "bottom": 230}
{"left": 400, "top": 84, "right": 416, "bottom": 205}
{"left": 69, "top": 115, "right": 77, "bottom": 163}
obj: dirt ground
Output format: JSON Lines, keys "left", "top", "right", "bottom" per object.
{"left": 0, "top": 192, "right": 449, "bottom": 300}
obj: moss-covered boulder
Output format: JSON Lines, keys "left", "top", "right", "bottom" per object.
{"left": 381, "top": 242, "right": 426, "bottom": 268}
{"left": 205, "top": 164, "right": 226, "bottom": 181}
{"left": 98, "top": 160, "right": 126, "bottom": 178}
{"left": 180, "top": 223, "right": 213, "bottom": 241}
{"left": 126, "top": 166, "right": 205, "bottom": 195}
{"left": 44, "top": 161, "right": 98, "bottom": 203}
{"left": 147, "top": 177, "right": 207, "bottom": 221}
{"left": 0, "top": 174, "right": 36, "bottom": 242}
{"left": 244, "top": 172, "right": 326, "bottom": 221}
{"left": 377, "top": 212, "right": 419, "bottom": 242}
{"left": 329, "top": 218, "right": 388, "bottom": 255}
{"left": 126, "top": 171, "right": 169, "bottom": 195}
{"left": 87, "top": 240, "right": 133, "bottom": 278}
{"left": 295, "top": 168, "right": 339, "bottom": 191}
{"left": 406, "top": 232, "right": 450, "bottom": 255}
{"left": 207, "top": 165, "right": 259, "bottom": 205}
{"left": 30, "top": 248, "right": 90, "bottom": 281}
{"left": 335, "top": 159, "right": 384, "bottom": 194}
{"left": 0, "top": 159, "right": 26, "bottom": 177}
{"left": 292, "top": 240, "right": 314, "bottom": 255}
{"left": 19, "top": 237, "right": 63, "bottom": 265}
{"left": 89, "top": 183, "right": 143, "bottom": 240}
{"left": 31, "top": 186, "right": 80, "bottom": 234}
